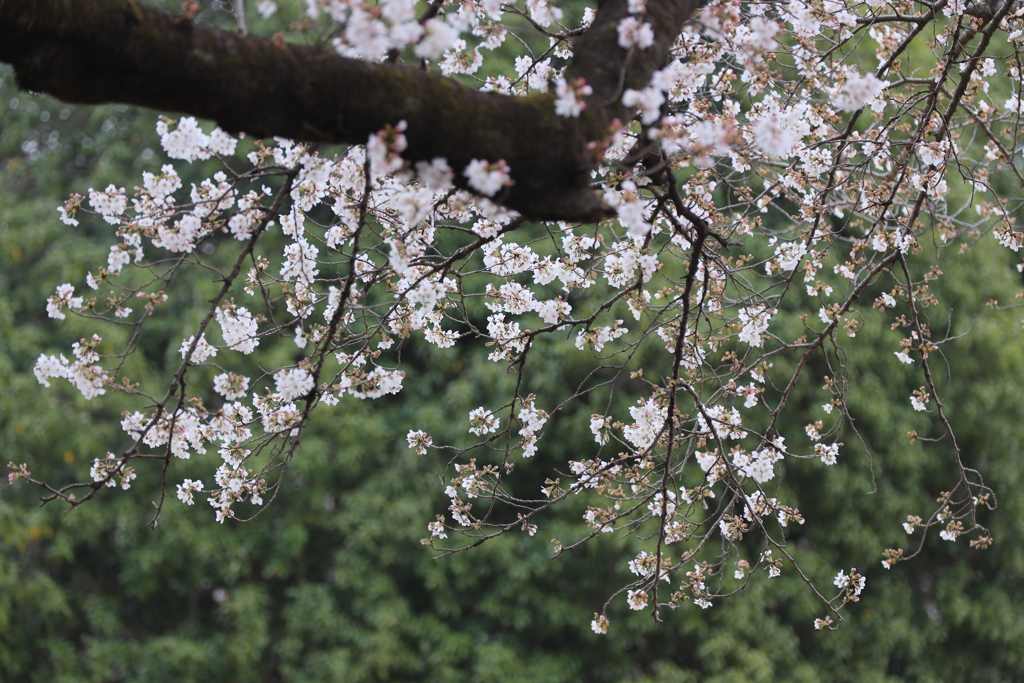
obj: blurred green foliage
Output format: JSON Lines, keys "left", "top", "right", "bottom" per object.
{"left": 2, "top": 49, "right": 1024, "bottom": 682}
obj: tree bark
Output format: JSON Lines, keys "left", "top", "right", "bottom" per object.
{"left": 0, "top": 0, "right": 697, "bottom": 222}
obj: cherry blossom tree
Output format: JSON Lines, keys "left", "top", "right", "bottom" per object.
{"left": 4, "top": 0, "right": 1022, "bottom": 632}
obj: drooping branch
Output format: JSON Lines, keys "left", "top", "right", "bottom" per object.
{"left": 0, "top": 0, "right": 696, "bottom": 221}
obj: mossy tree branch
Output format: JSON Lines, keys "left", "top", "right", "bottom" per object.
{"left": 0, "top": 0, "right": 697, "bottom": 221}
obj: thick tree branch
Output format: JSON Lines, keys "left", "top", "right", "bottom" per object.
{"left": 0, "top": 0, "right": 696, "bottom": 221}
{"left": 568, "top": 0, "right": 701, "bottom": 124}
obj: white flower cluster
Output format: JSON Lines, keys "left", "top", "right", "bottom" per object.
{"left": 833, "top": 569, "right": 866, "bottom": 597}
{"left": 157, "top": 116, "right": 236, "bottom": 162}
{"left": 554, "top": 77, "right": 592, "bottom": 118}
{"left": 733, "top": 445, "right": 784, "bottom": 483}
{"left": 88, "top": 185, "right": 128, "bottom": 224}
{"left": 617, "top": 16, "right": 654, "bottom": 50}
{"left": 90, "top": 453, "right": 136, "bottom": 490}
{"left": 213, "top": 372, "right": 250, "bottom": 400}
{"left": 34, "top": 352, "right": 108, "bottom": 400}
{"left": 737, "top": 305, "right": 774, "bottom": 347}
{"left": 696, "top": 405, "right": 745, "bottom": 441}
{"left": 464, "top": 159, "right": 511, "bottom": 197}
{"left": 274, "top": 368, "right": 314, "bottom": 402}
{"left": 517, "top": 396, "right": 548, "bottom": 458}
{"left": 832, "top": 68, "right": 886, "bottom": 112}
{"left": 179, "top": 334, "right": 217, "bottom": 363}
{"left": 623, "top": 397, "right": 668, "bottom": 451}
{"left": 407, "top": 430, "right": 433, "bottom": 455}
{"left": 46, "top": 283, "right": 82, "bottom": 320}
{"left": 217, "top": 305, "right": 260, "bottom": 354}
{"left": 468, "top": 407, "right": 500, "bottom": 436}
{"left": 207, "top": 463, "right": 266, "bottom": 523}
{"left": 575, "top": 321, "right": 629, "bottom": 353}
